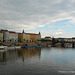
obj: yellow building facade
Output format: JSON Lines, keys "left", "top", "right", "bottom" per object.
{"left": 18, "top": 33, "right": 30, "bottom": 42}
{"left": 25, "top": 34, "right": 30, "bottom": 42}
{"left": 0, "top": 31, "right": 3, "bottom": 42}
{"left": 18, "top": 30, "right": 41, "bottom": 42}
{"left": 18, "top": 33, "right": 23, "bottom": 42}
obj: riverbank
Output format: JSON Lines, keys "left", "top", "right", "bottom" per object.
{"left": 0, "top": 42, "right": 52, "bottom": 47}
{"left": 0, "top": 42, "right": 75, "bottom": 48}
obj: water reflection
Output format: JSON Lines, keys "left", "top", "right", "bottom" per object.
{"left": 18, "top": 48, "right": 41, "bottom": 62}
{"left": 41, "top": 47, "right": 75, "bottom": 70}
{"left": 0, "top": 47, "right": 75, "bottom": 75}
{"left": 0, "top": 51, "right": 7, "bottom": 63}
{"left": 0, "top": 48, "right": 41, "bottom": 64}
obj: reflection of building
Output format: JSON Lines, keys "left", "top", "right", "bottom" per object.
{"left": 0, "top": 50, "right": 18, "bottom": 63}
{"left": 18, "top": 48, "right": 41, "bottom": 62}
{"left": 0, "top": 30, "right": 3, "bottom": 42}
{"left": 18, "top": 30, "right": 41, "bottom": 42}
{"left": 0, "top": 52, "right": 7, "bottom": 62}
{"left": 2, "top": 30, "right": 18, "bottom": 42}
{"left": 6, "top": 50, "right": 18, "bottom": 62}
{"left": 0, "top": 48, "right": 41, "bottom": 63}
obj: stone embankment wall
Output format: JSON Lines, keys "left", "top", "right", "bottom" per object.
{"left": 41, "top": 42, "right": 52, "bottom": 47}
{"left": 1, "top": 42, "right": 52, "bottom": 47}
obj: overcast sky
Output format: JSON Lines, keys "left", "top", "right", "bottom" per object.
{"left": 0, "top": 0, "right": 75, "bottom": 38}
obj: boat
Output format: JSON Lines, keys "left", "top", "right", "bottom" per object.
{"left": 14, "top": 46, "right": 21, "bottom": 49}
{"left": 0, "top": 49, "right": 7, "bottom": 52}
{"left": 22, "top": 46, "right": 28, "bottom": 48}
{"left": 0, "top": 46, "right": 7, "bottom": 50}
{"left": 22, "top": 44, "right": 28, "bottom": 48}
{"left": 35, "top": 45, "right": 41, "bottom": 48}
{"left": 6, "top": 46, "right": 21, "bottom": 50}
{"left": 46, "top": 45, "right": 51, "bottom": 47}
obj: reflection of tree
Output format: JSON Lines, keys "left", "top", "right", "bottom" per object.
{"left": 18, "top": 48, "right": 41, "bottom": 62}
{"left": 6, "top": 50, "right": 18, "bottom": 62}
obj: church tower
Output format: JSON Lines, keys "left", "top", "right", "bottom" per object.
{"left": 22, "top": 29, "right": 25, "bottom": 33}
{"left": 39, "top": 31, "right": 41, "bottom": 35}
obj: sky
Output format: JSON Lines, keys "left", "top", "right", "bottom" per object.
{"left": 0, "top": 0, "right": 75, "bottom": 38}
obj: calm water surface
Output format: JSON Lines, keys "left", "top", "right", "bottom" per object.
{"left": 0, "top": 47, "right": 75, "bottom": 75}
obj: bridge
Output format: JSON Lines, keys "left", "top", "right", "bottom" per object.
{"left": 54, "top": 41, "right": 75, "bottom": 48}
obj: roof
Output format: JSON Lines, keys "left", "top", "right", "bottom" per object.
{"left": 25, "top": 33, "right": 38, "bottom": 35}
{"left": 45, "top": 36, "right": 51, "bottom": 38}
{"left": 0, "top": 30, "right": 2, "bottom": 33}
{"left": 9, "top": 31, "right": 16, "bottom": 33}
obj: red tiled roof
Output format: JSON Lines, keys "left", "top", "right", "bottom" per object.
{"left": 45, "top": 36, "right": 51, "bottom": 38}
{"left": 26, "top": 33, "right": 37, "bottom": 35}
{"left": 30, "top": 33, "right": 36, "bottom": 35}
{"left": 9, "top": 31, "right": 16, "bottom": 33}
{"left": 0, "top": 30, "right": 2, "bottom": 33}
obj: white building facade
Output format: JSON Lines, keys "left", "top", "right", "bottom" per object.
{"left": 2, "top": 30, "right": 18, "bottom": 42}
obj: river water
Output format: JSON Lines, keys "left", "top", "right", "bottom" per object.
{"left": 0, "top": 47, "right": 75, "bottom": 75}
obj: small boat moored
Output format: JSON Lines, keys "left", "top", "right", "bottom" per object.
{"left": 7, "top": 46, "right": 21, "bottom": 50}
{"left": 22, "top": 44, "right": 28, "bottom": 48}
{"left": 22, "top": 46, "right": 28, "bottom": 48}
{"left": 0, "top": 49, "right": 7, "bottom": 52}
{"left": 35, "top": 45, "right": 41, "bottom": 48}
{"left": 0, "top": 46, "right": 7, "bottom": 50}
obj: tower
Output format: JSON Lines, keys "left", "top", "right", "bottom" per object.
{"left": 22, "top": 29, "right": 25, "bottom": 33}
{"left": 39, "top": 31, "right": 41, "bottom": 35}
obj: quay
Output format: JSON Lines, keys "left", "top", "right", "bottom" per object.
{"left": 0, "top": 42, "right": 52, "bottom": 48}
{"left": 0, "top": 41, "right": 75, "bottom": 48}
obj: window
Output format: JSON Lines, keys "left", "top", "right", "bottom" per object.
{"left": 24, "top": 39, "right": 25, "bottom": 41}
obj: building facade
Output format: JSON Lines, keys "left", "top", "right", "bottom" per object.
{"left": 18, "top": 30, "right": 41, "bottom": 42}
{"left": 18, "top": 33, "right": 24, "bottom": 42}
{"left": 45, "top": 36, "right": 52, "bottom": 41}
{"left": 2, "top": 30, "right": 18, "bottom": 42}
{"left": 36, "top": 32, "right": 41, "bottom": 41}
{"left": 27, "top": 32, "right": 41, "bottom": 42}
{"left": 18, "top": 33, "right": 30, "bottom": 42}
{"left": 30, "top": 34, "right": 36, "bottom": 42}
{"left": 57, "top": 38, "right": 73, "bottom": 42}
{"left": 0, "top": 30, "right": 3, "bottom": 42}
{"left": 25, "top": 33, "right": 30, "bottom": 42}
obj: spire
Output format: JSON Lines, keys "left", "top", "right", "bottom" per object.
{"left": 22, "top": 29, "right": 25, "bottom": 33}
{"left": 39, "top": 31, "right": 41, "bottom": 35}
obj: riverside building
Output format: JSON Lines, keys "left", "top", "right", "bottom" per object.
{"left": 0, "top": 30, "right": 3, "bottom": 42}
{"left": 2, "top": 30, "right": 18, "bottom": 42}
{"left": 18, "top": 30, "right": 41, "bottom": 42}
{"left": 18, "top": 33, "right": 30, "bottom": 42}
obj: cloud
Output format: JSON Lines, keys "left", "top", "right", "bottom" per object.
{"left": 53, "top": 32, "right": 63, "bottom": 35}
{"left": 37, "top": 25, "right": 45, "bottom": 27}
{"left": 0, "top": 0, "right": 75, "bottom": 37}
